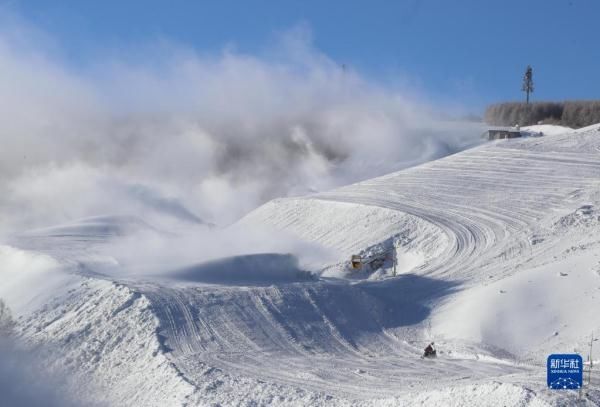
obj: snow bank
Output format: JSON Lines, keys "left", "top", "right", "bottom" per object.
{"left": 16, "top": 279, "right": 197, "bottom": 406}
{"left": 432, "top": 250, "right": 600, "bottom": 358}
{"left": 240, "top": 198, "right": 447, "bottom": 278}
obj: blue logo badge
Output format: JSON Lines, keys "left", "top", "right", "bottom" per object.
{"left": 547, "top": 354, "right": 583, "bottom": 389}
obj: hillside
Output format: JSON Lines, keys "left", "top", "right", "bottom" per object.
{"left": 2, "top": 124, "right": 600, "bottom": 406}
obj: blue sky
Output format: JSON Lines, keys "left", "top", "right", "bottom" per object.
{"left": 6, "top": 0, "right": 600, "bottom": 112}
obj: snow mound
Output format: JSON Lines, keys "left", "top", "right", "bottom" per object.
{"left": 240, "top": 198, "right": 447, "bottom": 279}
{"left": 15, "top": 279, "right": 197, "bottom": 406}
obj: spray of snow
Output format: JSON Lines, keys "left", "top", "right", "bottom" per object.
{"left": 0, "top": 338, "right": 102, "bottom": 407}
{"left": 0, "top": 14, "right": 483, "bottom": 238}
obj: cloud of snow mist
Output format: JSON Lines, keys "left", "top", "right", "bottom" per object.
{"left": 0, "top": 302, "right": 102, "bottom": 407}
{"left": 99, "top": 223, "right": 340, "bottom": 278}
{"left": 0, "top": 339, "right": 84, "bottom": 407}
{"left": 0, "top": 17, "right": 484, "bottom": 241}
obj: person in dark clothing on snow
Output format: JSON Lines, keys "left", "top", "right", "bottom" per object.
{"left": 423, "top": 342, "right": 436, "bottom": 358}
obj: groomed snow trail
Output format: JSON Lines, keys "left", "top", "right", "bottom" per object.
{"left": 246, "top": 125, "right": 600, "bottom": 284}
{"left": 3, "top": 125, "right": 600, "bottom": 406}
{"left": 137, "top": 278, "right": 532, "bottom": 402}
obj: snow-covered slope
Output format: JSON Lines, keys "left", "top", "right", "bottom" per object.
{"left": 237, "top": 198, "right": 448, "bottom": 278}
{"left": 2, "top": 124, "right": 600, "bottom": 406}
{"left": 522, "top": 124, "right": 573, "bottom": 137}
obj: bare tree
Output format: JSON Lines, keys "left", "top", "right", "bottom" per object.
{"left": 522, "top": 65, "right": 534, "bottom": 104}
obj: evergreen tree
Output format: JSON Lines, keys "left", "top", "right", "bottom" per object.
{"left": 522, "top": 65, "right": 534, "bottom": 104}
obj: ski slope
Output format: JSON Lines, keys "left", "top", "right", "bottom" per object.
{"left": 2, "top": 124, "right": 600, "bottom": 406}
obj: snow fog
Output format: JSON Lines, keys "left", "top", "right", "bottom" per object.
{"left": 0, "top": 16, "right": 483, "bottom": 239}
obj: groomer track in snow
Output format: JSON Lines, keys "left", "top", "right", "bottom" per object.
{"left": 247, "top": 124, "right": 600, "bottom": 284}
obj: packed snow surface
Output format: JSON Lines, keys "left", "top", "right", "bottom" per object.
{"left": 2, "top": 124, "right": 600, "bottom": 406}
{"left": 522, "top": 124, "right": 573, "bottom": 137}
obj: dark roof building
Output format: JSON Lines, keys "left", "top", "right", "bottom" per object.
{"left": 483, "top": 127, "right": 522, "bottom": 140}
